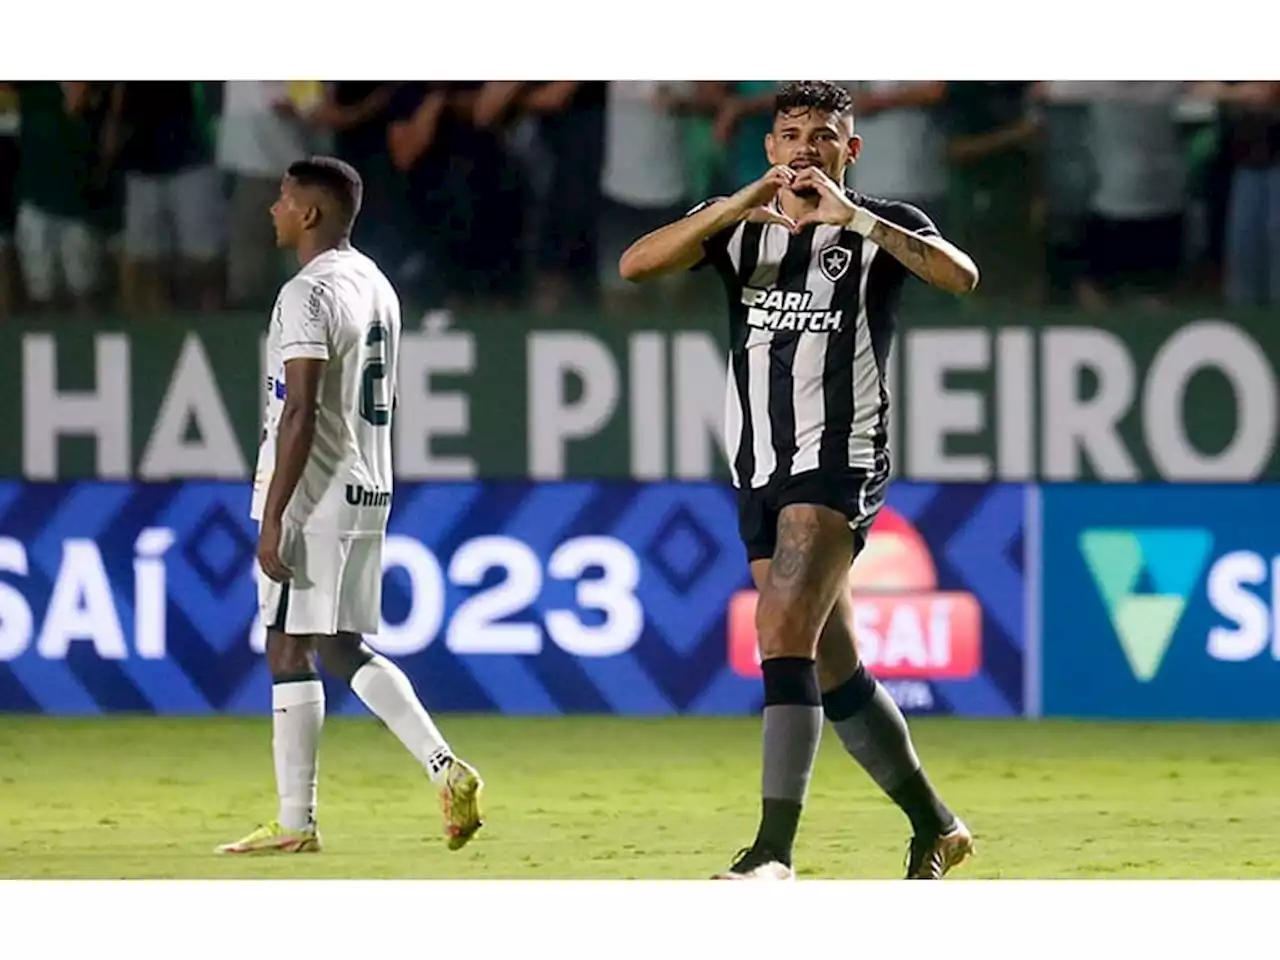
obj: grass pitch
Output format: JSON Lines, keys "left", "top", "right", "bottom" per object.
{"left": 1, "top": 715, "right": 1275, "bottom": 879}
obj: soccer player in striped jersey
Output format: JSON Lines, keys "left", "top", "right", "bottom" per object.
{"left": 621, "top": 81, "right": 979, "bottom": 880}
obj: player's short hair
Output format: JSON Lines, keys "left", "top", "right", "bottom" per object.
{"left": 774, "top": 81, "right": 854, "bottom": 121}
{"left": 287, "top": 156, "right": 363, "bottom": 236}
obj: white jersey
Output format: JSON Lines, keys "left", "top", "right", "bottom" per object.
{"left": 251, "top": 246, "right": 400, "bottom": 537}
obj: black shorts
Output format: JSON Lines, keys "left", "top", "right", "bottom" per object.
{"left": 737, "top": 455, "right": 891, "bottom": 564}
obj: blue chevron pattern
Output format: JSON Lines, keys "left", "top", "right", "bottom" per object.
{"left": 0, "top": 481, "right": 1027, "bottom": 717}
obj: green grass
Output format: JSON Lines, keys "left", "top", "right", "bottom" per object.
{"left": 0, "top": 716, "right": 1276, "bottom": 879}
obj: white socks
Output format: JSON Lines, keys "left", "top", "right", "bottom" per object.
{"left": 272, "top": 679, "right": 324, "bottom": 832}
{"left": 269, "top": 657, "right": 451, "bottom": 833}
{"left": 352, "top": 655, "right": 454, "bottom": 782}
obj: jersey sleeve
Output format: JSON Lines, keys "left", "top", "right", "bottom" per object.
{"left": 277, "top": 277, "right": 333, "bottom": 363}
{"left": 860, "top": 196, "right": 946, "bottom": 292}
{"left": 685, "top": 197, "right": 736, "bottom": 272}
{"left": 872, "top": 198, "right": 941, "bottom": 239}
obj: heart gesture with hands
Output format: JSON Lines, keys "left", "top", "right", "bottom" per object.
{"left": 788, "top": 166, "right": 877, "bottom": 236}
{"left": 735, "top": 165, "right": 800, "bottom": 231}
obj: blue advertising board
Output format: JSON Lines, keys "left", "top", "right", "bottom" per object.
{"left": 0, "top": 481, "right": 1027, "bottom": 717}
{"left": 1040, "top": 484, "right": 1280, "bottom": 719}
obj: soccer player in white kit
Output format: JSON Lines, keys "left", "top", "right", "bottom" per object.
{"left": 217, "top": 157, "right": 484, "bottom": 855}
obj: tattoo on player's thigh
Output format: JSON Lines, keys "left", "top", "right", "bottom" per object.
{"left": 770, "top": 513, "right": 818, "bottom": 585}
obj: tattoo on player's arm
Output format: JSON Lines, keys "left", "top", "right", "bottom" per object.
{"left": 868, "top": 222, "right": 933, "bottom": 276}
{"left": 867, "top": 221, "right": 978, "bottom": 294}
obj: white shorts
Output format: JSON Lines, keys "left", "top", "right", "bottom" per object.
{"left": 257, "top": 526, "right": 384, "bottom": 637}
{"left": 124, "top": 165, "right": 223, "bottom": 263}
{"left": 15, "top": 203, "right": 104, "bottom": 301}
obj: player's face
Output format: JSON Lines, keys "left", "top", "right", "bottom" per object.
{"left": 765, "top": 108, "right": 861, "bottom": 191}
{"left": 270, "top": 177, "right": 309, "bottom": 248}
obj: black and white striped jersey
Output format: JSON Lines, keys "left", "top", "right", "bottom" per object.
{"left": 690, "top": 191, "right": 938, "bottom": 490}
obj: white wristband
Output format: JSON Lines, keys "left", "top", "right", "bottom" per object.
{"left": 847, "top": 206, "right": 877, "bottom": 237}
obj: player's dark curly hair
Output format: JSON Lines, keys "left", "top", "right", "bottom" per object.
{"left": 774, "top": 81, "right": 854, "bottom": 119}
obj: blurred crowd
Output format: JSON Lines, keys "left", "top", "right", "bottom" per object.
{"left": 0, "top": 80, "right": 1277, "bottom": 320}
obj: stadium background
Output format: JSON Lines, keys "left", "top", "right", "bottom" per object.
{"left": 1, "top": 80, "right": 1278, "bottom": 879}
{"left": 3, "top": 79, "right": 1277, "bottom": 722}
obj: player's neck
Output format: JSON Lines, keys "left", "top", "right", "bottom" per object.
{"left": 777, "top": 192, "right": 820, "bottom": 223}
{"left": 296, "top": 235, "right": 352, "bottom": 268}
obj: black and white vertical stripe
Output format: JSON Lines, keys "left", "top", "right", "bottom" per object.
{"left": 719, "top": 220, "right": 890, "bottom": 489}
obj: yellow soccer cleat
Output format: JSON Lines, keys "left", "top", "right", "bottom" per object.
{"left": 905, "top": 819, "right": 974, "bottom": 879}
{"left": 439, "top": 758, "right": 485, "bottom": 850}
{"left": 215, "top": 821, "right": 322, "bottom": 855}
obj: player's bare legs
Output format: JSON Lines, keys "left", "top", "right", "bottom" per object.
{"left": 217, "top": 629, "right": 324, "bottom": 854}
{"left": 816, "top": 591, "right": 973, "bottom": 879}
{"left": 318, "top": 633, "right": 485, "bottom": 850}
{"left": 716, "top": 504, "right": 853, "bottom": 880}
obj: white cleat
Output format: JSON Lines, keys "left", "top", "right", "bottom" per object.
{"left": 712, "top": 847, "right": 796, "bottom": 880}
